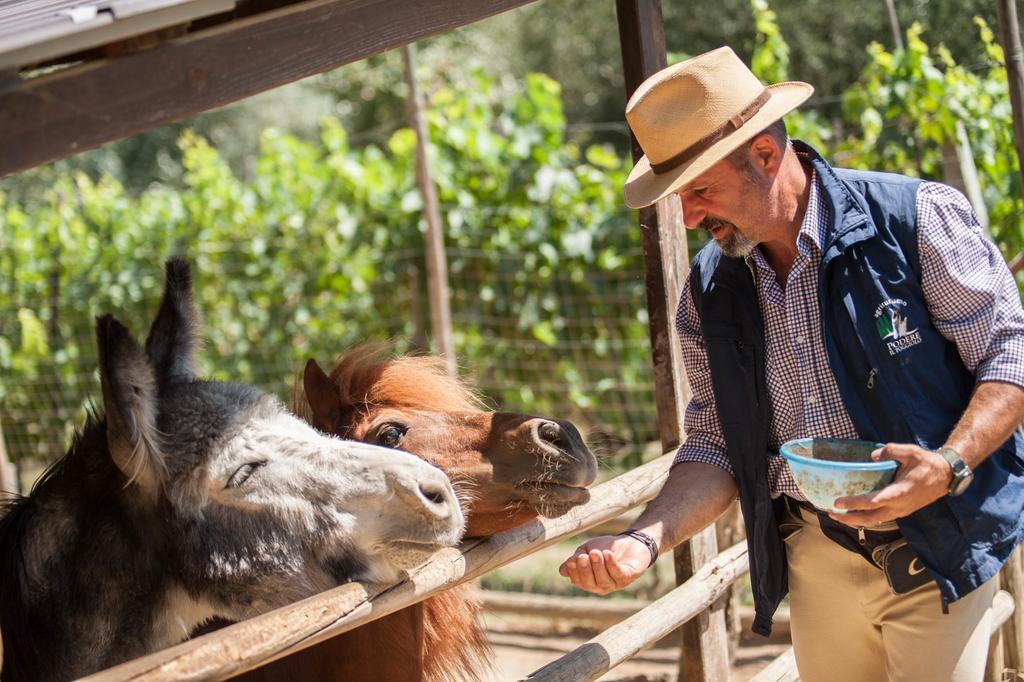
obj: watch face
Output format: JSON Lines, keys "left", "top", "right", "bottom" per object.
{"left": 950, "top": 468, "right": 973, "bottom": 497}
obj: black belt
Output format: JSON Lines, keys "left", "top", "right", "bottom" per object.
{"left": 780, "top": 496, "right": 932, "bottom": 595}
{"left": 781, "top": 495, "right": 819, "bottom": 519}
{"left": 781, "top": 495, "right": 902, "bottom": 562}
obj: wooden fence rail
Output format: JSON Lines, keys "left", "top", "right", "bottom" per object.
{"left": 522, "top": 541, "right": 749, "bottom": 682}
{"left": 83, "top": 454, "right": 675, "bottom": 681}
{"left": 78, "top": 447, "right": 1024, "bottom": 681}
{"left": 480, "top": 590, "right": 791, "bottom": 637}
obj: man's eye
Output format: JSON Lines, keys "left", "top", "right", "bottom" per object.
{"left": 225, "top": 461, "right": 266, "bottom": 489}
{"left": 376, "top": 424, "right": 407, "bottom": 449}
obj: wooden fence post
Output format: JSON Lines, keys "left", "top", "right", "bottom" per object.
{"left": 0, "top": 418, "right": 15, "bottom": 495}
{"left": 403, "top": 43, "right": 456, "bottom": 377}
{"left": 997, "top": 0, "right": 1024, "bottom": 200}
{"left": 1000, "top": 547, "right": 1024, "bottom": 675}
{"left": 615, "top": 2, "right": 731, "bottom": 681}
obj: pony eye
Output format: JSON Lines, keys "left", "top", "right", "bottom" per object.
{"left": 225, "top": 461, "right": 266, "bottom": 489}
{"left": 376, "top": 424, "right": 407, "bottom": 449}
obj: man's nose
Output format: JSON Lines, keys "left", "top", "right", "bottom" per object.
{"left": 679, "top": 194, "right": 706, "bottom": 230}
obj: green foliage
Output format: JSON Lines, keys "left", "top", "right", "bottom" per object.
{"left": 0, "top": 70, "right": 645, "bottom": 464}
{"left": 3, "top": 0, "right": 1023, "bottom": 471}
{"left": 836, "top": 20, "right": 1024, "bottom": 265}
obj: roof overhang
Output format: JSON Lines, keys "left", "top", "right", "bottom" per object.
{"left": 0, "top": 0, "right": 538, "bottom": 177}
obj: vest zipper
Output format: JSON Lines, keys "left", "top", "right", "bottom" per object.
{"left": 858, "top": 527, "right": 866, "bottom": 545}
{"left": 867, "top": 369, "right": 876, "bottom": 389}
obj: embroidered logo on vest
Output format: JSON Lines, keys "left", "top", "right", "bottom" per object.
{"left": 874, "top": 298, "right": 923, "bottom": 356}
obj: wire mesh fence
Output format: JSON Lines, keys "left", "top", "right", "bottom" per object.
{"left": 1, "top": 242, "right": 662, "bottom": 493}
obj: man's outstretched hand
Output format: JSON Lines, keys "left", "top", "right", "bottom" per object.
{"left": 559, "top": 534, "right": 653, "bottom": 595}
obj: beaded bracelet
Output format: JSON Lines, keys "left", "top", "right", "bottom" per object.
{"left": 618, "top": 529, "right": 659, "bottom": 567}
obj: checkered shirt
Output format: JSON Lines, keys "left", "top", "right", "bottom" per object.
{"left": 674, "top": 173, "right": 1024, "bottom": 499}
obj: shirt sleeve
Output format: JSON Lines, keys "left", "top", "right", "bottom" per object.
{"left": 916, "top": 182, "right": 1024, "bottom": 390}
{"left": 673, "top": 276, "right": 736, "bottom": 477}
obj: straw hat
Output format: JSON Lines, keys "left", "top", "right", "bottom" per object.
{"left": 623, "top": 46, "right": 813, "bottom": 209}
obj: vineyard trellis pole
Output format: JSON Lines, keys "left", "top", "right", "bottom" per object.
{"left": 402, "top": 42, "right": 457, "bottom": 376}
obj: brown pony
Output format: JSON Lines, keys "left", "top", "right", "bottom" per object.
{"left": 240, "top": 345, "right": 598, "bottom": 681}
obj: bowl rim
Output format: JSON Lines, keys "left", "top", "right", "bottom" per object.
{"left": 780, "top": 438, "right": 897, "bottom": 472}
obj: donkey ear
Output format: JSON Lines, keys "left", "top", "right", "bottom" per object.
{"left": 144, "top": 258, "right": 199, "bottom": 386}
{"left": 97, "top": 315, "right": 165, "bottom": 497}
{"left": 303, "top": 358, "right": 344, "bottom": 433}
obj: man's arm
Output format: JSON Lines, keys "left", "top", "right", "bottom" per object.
{"left": 834, "top": 183, "right": 1024, "bottom": 526}
{"left": 945, "top": 381, "right": 1024, "bottom": 468}
{"left": 561, "top": 270, "right": 742, "bottom": 594}
{"left": 559, "top": 461, "right": 737, "bottom": 594}
{"left": 834, "top": 381, "right": 1024, "bottom": 526}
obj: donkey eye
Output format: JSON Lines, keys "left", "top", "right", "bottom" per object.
{"left": 225, "top": 461, "right": 266, "bottom": 489}
{"left": 375, "top": 424, "right": 408, "bottom": 449}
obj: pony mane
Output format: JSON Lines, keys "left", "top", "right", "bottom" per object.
{"left": 322, "top": 343, "right": 484, "bottom": 414}
{"left": 421, "top": 586, "right": 491, "bottom": 682}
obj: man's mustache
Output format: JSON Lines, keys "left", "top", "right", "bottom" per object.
{"left": 699, "top": 216, "right": 736, "bottom": 232}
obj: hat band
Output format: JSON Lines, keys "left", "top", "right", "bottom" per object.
{"left": 649, "top": 89, "right": 771, "bottom": 175}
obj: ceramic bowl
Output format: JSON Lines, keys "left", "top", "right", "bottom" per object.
{"left": 780, "top": 438, "right": 897, "bottom": 513}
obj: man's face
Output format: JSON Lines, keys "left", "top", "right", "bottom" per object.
{"left": 675, "top": 149, "right": 771, "bottom": 258}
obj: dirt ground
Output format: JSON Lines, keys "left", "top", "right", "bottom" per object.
{"left": 481, "top": 611, "right": 791, "bottom": 681}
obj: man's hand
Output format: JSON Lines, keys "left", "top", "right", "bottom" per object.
{"left": 830, "top": 443, "right": 951, "bottom": 527}
{"left": 557, "top": 461, "right": 737, "bottom": 595}
{"left": 558, "top": 534, "right": 653, "bottom": 595}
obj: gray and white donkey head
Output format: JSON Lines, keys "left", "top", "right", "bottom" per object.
{"left": 1, "top": 260, "right": 463, "bottom": 681}
{"left": 105, "top": 259, "right": 465, "bottom": 608}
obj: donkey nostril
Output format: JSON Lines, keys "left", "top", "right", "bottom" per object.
{"left": 419, "top": 482, "right": 447, "bottom": 507}
{"left": 537, "top": 421, "right": 562, "bottom": 446}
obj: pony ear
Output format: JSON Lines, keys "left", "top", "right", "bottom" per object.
{"left": 97, "top": 315, "right": 165, "bottom": 498}
{"left": 144, "top": 258, "right": 199, "bottom": 386}
{"left": 303, "top": 358, "right": 344, "bottom": 433}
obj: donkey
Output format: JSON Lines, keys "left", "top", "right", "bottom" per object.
{"left": 0, "top": 261, "right": 465, "bottom": 682}
{"left": 239, "top": 346, "right": 598, "bottom": 681}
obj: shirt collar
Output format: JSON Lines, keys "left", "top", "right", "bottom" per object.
{"left": 747, "top": 168, "right": 825, "bottom": 272}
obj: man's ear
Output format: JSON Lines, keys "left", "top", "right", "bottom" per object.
{"left": 303, "top": 358, "right": 344, "bottom": 434}
{"left": 97, "top": 315, "right": 165, "bottom": 500}
{"left": 749, "top": 132, "right": 783, "bottom": 174}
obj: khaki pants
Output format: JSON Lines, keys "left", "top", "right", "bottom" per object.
{"left": 783, "top": 503, "right": 997, "bottom": 682}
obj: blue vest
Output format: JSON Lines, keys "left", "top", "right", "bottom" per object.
{"left": 688, "top": 141, "right": 1024, "bottom": 636}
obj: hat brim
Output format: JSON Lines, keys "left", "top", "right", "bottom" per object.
{"left": 623, "top": 81, "right": 814, "bottom": 209}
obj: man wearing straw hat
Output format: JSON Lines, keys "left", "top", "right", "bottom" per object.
{"left": 560, "top": 46, "right": 1024, "bottom": 680}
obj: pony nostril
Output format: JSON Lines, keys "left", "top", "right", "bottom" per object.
{"left": 536, "top": 420, "right": 563, "bottom": 448}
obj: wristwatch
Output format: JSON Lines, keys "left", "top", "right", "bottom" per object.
{"left": 936, "top": 446, "right": 973, "bottom": 497}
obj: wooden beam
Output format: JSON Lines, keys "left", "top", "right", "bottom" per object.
{"left": 616, "top": 2, "right": 731, "bottom": 682}
{"left": 0, "top": 0, "right": 538, "bottom": 177}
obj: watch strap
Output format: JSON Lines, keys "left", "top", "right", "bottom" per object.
{"left": 936, "top": 446, "right": 971, "bottom": 496}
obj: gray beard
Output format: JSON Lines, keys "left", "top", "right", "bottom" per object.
{"left": 700, "top": 217, "right": 756, "bottom": 258}
{"left": 719, "top": 229, "right": 756, "bottom": 258}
